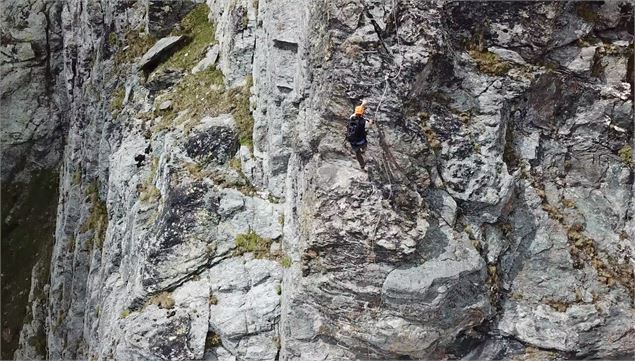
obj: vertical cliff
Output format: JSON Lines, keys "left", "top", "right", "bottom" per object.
{"left": 2, "top": 1, "right": 633, "bottom": 360}
{"left": 1, "top": 0, "right": 66, "bottom": 358}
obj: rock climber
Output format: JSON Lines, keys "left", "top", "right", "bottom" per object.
{"left": 346, "top": 99, "right": 374, "bottom": 169}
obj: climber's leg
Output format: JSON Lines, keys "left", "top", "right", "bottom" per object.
{"left": 355, "top": 149, "right": 366, "bottom": 170}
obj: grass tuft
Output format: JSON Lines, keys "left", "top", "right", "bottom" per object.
{"left": 469, "top": 49, "right": 511, "bottom": 76}
{"left": 80, "top": 182, "right": 108, "bottom": 250}
{"left": 139, "top": 157, "right": 161, "bottom": 203}
{"left": 114, "top": 31, "right": 157, "bottom": 66}
{"left": 234, "top": 230, "right": 272, "bottom": 258}
{"left": 280, "top": 255, "right": 292, "bottom": 268}
{"left": 110, "top": 86, "right": 125, "bottom": 115}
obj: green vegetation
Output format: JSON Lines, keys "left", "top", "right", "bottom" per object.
{"left": 110, "top": 86, "right": 125, "bottom": 115}
{"left": 154, "top": 68, "right": 224, "bottom": 127}
{"left": 144, "top": 4, "right": 256, "bottom": 149}
{"left": 108, "top": 32, "right": 118, "bottom": 47}
{"left": 468, "top": 49, "right": 511, "bottom": 76}
{"left": 278, "top": 214, "right": 284, "bottom": 226}
{"left": 280, "top": 255, "right": 292, "bottom": 268}
{"left": 139, "top": 157, "right": 161, "bottom": 203}
{"left": 275, "top": 284, "right": 282, "bottom": 295}
{"left": 113, "top": 30, "right": 156, "bottom": 66}
{"left": 234, "top": 230, "right": 272, "bottom": 258}
{"left": 155, "top": 4, "right": 216, "bottom": 72}
{"left": 618, "top": 144, "right": 632, "bottom": 165}
{"left": 153, "top": 71, "right": 254, "bottom": 148}
{"left": 81, "top": 182, "right": 108, "bottom": 250}
{"left": 233, "top": 76, "right": 255, "bottom": 149}
{"left": 120, "top": 309, "right": 130, "bottom": 318}
{"left": 229, "top": 157, "right": 241, "bottom": 172}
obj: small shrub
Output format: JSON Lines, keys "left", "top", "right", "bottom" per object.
{"left": 234, "top": 230, "right": 272, "bottom": 258}
{"left": 275, "top": 284, "right": 281, "bottom": 295}
{"left": 120, "top": 309, "right": 130, "bottom": 318}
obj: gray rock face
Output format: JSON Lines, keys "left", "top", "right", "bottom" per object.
{"left": 0, "top": 0, "right": 68, "bottom": 183}
{"left": 4, "top": 0, "right": 634, "bottom": 361}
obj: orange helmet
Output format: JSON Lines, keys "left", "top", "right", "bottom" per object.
{"left": 355, "top": 105, "right": 365, "bottom": 116}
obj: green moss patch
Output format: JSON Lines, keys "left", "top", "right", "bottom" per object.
{"left": 469, "top": 49, "right": 511, "bottom": 76}
{"left": 618, "top": 144, "right": 632, "bottom": 165}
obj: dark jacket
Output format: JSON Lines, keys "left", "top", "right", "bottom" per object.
{"left": 347, "top": 115, "right": 368, "bottom": 145}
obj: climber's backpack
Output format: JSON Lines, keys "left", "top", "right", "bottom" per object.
{"left": 346, "top": 116, "right": 362, "bottom": 142}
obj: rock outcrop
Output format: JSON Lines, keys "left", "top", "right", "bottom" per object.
{"left": 2, "top": 0, "right": 633, "bottom": 360}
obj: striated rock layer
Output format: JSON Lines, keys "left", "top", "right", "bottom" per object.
{"left": 2, "top": 0, "right": 633, "bottom": 360}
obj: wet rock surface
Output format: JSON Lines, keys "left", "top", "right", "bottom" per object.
{"left": 2, "top": 0, "right": 633, "bottom": 360}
